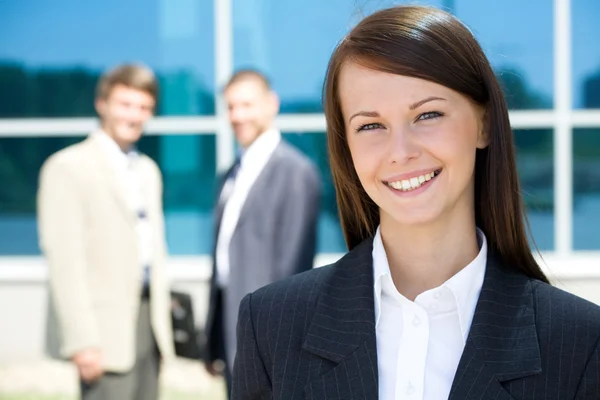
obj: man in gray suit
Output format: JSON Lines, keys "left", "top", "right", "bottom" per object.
{"left": 204, "top": 69, "right": 321, "bottom": 395}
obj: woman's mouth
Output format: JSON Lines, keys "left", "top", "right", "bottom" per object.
{"left": 384, "top": 169, "right": 442, "bottom": 192}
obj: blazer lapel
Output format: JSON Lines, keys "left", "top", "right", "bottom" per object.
{"left": 213, "top": 154, "right": 253, "bottom": 242}
{"left": 302, "top": 238, "right": 379, "bottom": 399}
{"left": 233, "top": 143, "right": 280, "bottom": 232}
{"left": 449, "top": 253, "right": 542, "bottom": 400}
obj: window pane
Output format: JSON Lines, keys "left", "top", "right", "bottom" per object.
{"left": 573, "top": 128, "right": 600, "bottom": 250}
{"left": 233, "top": 0, "right": 552, "bottom": 113}
{"left": 452, "top": 0, "right": 553, "bottom": 109}
{"left": 156, "top": 135, "right": 216, "bottom": 255}
{"left": 515, "top": 129, "right": 554, "bottom": 251}
{"left": 282, "top": 132, "right": 346, "bottom": 253}
{"left": 0, "top": 134, "right": 216, "bottom": 255}
{"left": 0, "top": 136, "right": 82, "bottom": 255}
{"left": 572, "top": 0, "right": 600, "bottom": 108}
{"left": 0, "top": 0, "right": 215, "bottom": 117}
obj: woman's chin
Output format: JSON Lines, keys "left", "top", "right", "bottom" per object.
{"left": 382, "top": 209, "right": 440, "bottom": 228}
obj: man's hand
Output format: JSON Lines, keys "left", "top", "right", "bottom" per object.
{"left": 72, "top": 348, "right": 103, "bottom": 383}
{"left": 205, "top": 360, "right": 224, "bottom": 377}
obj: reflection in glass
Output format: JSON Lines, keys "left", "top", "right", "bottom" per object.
{"left": 154, "top": 135, "right": 217, "bottom": 255}
{"left": 0, "top": 0, "right": 215, "bottom": 117}
{"left": 0, "top": 134, "right": 216, "bottom": 255}
{"left": 282, "top": 132, "right": 346, "bottom": 253}
{"left": 573, "top": 129, "right": 600, "bottom": 250}
{"left": 233, "top": 0, "right": 552, "bottom": 113}
{"left": 0, "top": 136, "right": 84, "bottom": 254}
{"left": 454, "top": 0, "right": 553, "bottom": 109}
{"left": 514, "top": 129, "right": 554, "bottom": 251}
{"left": 572, "top": 0, "right": 600, "bottom": 108}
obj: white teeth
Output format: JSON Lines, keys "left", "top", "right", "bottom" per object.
{"left": 387, "top": 170, "right": 439, "bottom": 192}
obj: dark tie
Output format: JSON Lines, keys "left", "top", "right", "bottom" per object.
{"left": 218, "top": 155, "right": 242, "bottom": 206}
{"left": 228, "top": 154, "right": 242, "bottom": 181}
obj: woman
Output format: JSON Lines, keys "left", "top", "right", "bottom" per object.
{"left": 232, "top": 5, "right": 600, "bottom": 400}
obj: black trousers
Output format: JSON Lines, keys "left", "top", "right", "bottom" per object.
{"left": 209, "top": 287, "right": 232, "bottom": 398}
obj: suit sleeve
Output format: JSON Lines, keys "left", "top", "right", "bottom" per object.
{"left": 232, "top": 293, "right": 273, "bottom": 399}
{"left": 575, "top": 337, "right": 600, "bottom": 399}
{"left": 273, "top": 163, "right": 321, "bottom": 280}
{"left": 37, "top": 159, "right": 100, "bottom": 357}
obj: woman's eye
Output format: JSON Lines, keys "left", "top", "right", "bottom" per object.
{"left": 417, "top": 111, "right": 444, "bottom": 121}
{"left": 356, "top": 122, "right": 383, "bottom": 132}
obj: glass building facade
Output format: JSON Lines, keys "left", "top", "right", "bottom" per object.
{"left": 0, "top": 0, "right": 599, "bottom": 261}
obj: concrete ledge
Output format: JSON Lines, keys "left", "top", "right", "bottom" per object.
{"left": 0, "top": 252, "right": 599, "bottom": 282}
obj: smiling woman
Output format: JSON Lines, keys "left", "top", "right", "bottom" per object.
{"left": 231, "top": 5, "right": 600, "bottom": 400}
{"left": 341, "top": 68, "right": 488, "bottom": 235}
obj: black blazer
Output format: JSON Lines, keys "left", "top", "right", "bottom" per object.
{"left": 232, "top": 237, "right": 600, "bottom": 399}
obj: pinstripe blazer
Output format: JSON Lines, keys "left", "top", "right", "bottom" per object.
{"left": 232, "top": 237, "right": 600, "bottom": 399}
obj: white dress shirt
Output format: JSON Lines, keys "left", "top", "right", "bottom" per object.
{"left": 215, "top": 128, "right": 281, "bottom": 287}
{"left": 94, "top": 131, "right": 153, "bottom": 280}
{"left": 373, "top": 227, "right": 487, "bottom": 400}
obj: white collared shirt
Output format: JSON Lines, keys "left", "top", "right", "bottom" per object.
{"left": 373, "top": 227, "right": 487, "bottom": 400}
{"left": 94, "top": 131, "right": 153, "bottom": 275}
{"left": 215, "top": 128, "right": 282, "bottom": 287}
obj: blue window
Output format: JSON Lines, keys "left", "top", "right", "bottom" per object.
{"left": 573, "top": 129, "right": 600, "bottom": 250}
{"left": 572, "top": 0, "right": 600, "bottom": 109}
{"left": 514, "top": 129, "right": 555, "bottom": 251}
{"left": 233, "top": 0, "right": 553, "bottom": 112}
{"left": 0, "top": 0, "right": 215, "bottom": 117}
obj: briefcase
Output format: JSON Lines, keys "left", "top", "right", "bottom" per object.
{"left": 170, "top": 290, "right": 202, "bottom": 359}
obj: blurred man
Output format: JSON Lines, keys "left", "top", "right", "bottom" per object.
{"left": 204, "top": 69, "right": 321, "bottom": 395}
{"left": 38, "top": 64, "right": 174, "bottom": 400}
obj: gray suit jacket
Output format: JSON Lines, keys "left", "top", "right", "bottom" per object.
{"left": 233, "top": 237, "right": 600, "bottom": 399}
{"left": 206, "top": 141, "right": 321, "bottom": 369}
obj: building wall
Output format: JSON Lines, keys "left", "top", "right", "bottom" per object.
{"left": 1, "top": 0, "right": 600, "bottom": 364}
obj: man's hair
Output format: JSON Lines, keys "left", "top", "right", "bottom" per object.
{"left": 225, "top": 69, "right": 271, "bottom": 91}
{"left": 95, "top": 63, "right": 159, "bottom": 101}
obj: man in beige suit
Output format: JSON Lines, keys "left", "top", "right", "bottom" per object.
{"left": 37, "top": 64, "right": 174, "bottom": 400}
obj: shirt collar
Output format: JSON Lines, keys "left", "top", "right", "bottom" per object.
{"left": 372, "top": 226, "right": 487, "bottom": 341}
{"left": 93, "top": 130, "right": 139, "bottom": 166}
{"left": 239, "top": 128, "right": 281, "bottom": 167}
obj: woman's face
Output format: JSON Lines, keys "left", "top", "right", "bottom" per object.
{"left": 339, "top": 62, "right": 488, "bottom": 229}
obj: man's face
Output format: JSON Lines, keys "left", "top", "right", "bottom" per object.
{"left": 224, "top": 79, "right": 278, "bottom": 148}
{"left": 95, "top": 84, "right": 155, "bottom": 149}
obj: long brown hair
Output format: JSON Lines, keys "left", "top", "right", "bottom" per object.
{"left": 323, "top": 5, "right": 548, "bottom": 282}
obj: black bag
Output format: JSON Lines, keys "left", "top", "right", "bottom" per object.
{"left": 170, "top": 290, "right": 203, "bottom": 359}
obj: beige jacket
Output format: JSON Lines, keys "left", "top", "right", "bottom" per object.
{"left": 37, "top": 134, "right": 174, "bottom": 373}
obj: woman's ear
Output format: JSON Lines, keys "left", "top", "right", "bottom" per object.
{"left": 476, "top": 130, "right": 490, "bottom": 149}
{"left": 476, "top": 107, "right": 490, "bottom": 149}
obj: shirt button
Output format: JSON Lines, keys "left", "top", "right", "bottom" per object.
{"left": 434, "top": 291, "right": 441, "bottom": 299}
{"left": 412, "top": 315, "right": 421, "bottom": 326}
{"left": 407, "top": 383, "right": 415, "bottom": 395}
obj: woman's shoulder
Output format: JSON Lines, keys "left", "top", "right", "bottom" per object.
{"left": 530, "top": 278, "right": 600, "bottom": 338}
{"left": 243, "top": 238, "right": 375, "bottom": 318}
{"left": 243, "top": 262, "right": 339, "bottom": 316}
